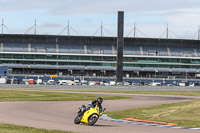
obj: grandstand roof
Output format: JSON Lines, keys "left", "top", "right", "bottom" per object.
{"left": 1, "top": 34, "right": 200, "bottom": 47}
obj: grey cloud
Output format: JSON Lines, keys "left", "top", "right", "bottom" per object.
{"left": 47, "top": 0, "right": 200, "bottom": 16}
{"left": 1, "top": 0, "right": 200, "bottom": 16}
{"left": 0, "top": 0, "right": 66, "bottom": 11}
{"left": 41, "top": 23, "right": 62, "bottom": 28}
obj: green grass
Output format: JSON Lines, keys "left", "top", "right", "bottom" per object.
{"left": 106, "top": 99, "right": 200, "bottom": 128}
{"left": 0, "top": 123, "right": 74, "bottom": 133}
{"left": 109, "top": 90, "right": 200, "bottom": 97}
{"left": 49, "top": 90, "right": 200, "bottom": 97}
{"left": 0, "top": 90, "right": 129, "bottom": 102}
{"left": 2, "top": 88, "right": 200, "bottom": 97}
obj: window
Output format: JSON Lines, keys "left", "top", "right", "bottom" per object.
{"left": 92, "top": 56, "right": 102, "bottom": 61}
{"left": 2, "top": 54, "right": 12, "bottom": 58}
{"left": 35, "top": 55, "right": 46, "bottom": 59}
{"left": 24, "top": 54, "right": 35, "bottom": 59}
{"left": 80, "top": 56, "right": 90, "bottom": 60}
{"left": 46, "top": 55, "right": 57, "bottom": 59}
{"left": 58, "top": 55, "right": 68, "bottom": 60}
{"left": 103, "top": 57, "right": 114, "bottom": 61}
{"left": 69, "top": 56, "right": 79, "bottom": 60}
{"left": 13, "top": 54, "right": 23, "bottom": 59}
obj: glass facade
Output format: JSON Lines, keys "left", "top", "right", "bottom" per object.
{"left": 0, "top": 53, "right": 200, "bottom": 69}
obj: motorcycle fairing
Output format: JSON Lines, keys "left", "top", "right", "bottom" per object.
{"left": 81, "top": 106, "right": 100, "bottom": 124}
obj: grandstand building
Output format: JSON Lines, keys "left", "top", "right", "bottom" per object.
{"left": 0, "top": 34, "right": 200, "bottom": 79}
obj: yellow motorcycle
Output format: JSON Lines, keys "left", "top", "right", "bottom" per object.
{"left": 74, "top": 105, "right": 106, "bottom": 126}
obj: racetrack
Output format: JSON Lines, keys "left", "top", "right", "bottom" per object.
{"left": 0, "top": 91, "right": 199, "bottom": 133}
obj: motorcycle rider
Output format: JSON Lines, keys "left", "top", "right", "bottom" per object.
{"left": 75, "top": 97, "right": 105, "bottom": 125}
{"left": 88, "top": 97, "right": 103, "bottom": 113}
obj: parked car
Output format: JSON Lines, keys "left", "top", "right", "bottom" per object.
{"left": 161, "top": 84, "right": 167, "bottom": 86}
{"left": 22, "top": 79, "right": 29, "bottom": 85}
{"left": 47, "top": 79, "right": 56, "bottom": 85}
{"left": 124, "top": 81, "right": 132, "bottom": 86}
{"left": 11, "top": 78, "right": 18, "bottom": 84}
{"left": 81, "top": 80, "right": 88, "bottom": 85}
{"left": 88, "top": 81, "right": 95, "bottom": 86}
{"left": 29, "top": 79, "right": 35, "bottom": 85}
{"left": 36, "top": 79, "right": 43, "bottom": 85}
{"left": 179, "top": 82, "right": 189, "bottom": 87}
{"left": 167, "top": 84, "right": 173, "bottom": 86}
{"left": 58, "top": 80, "right": 68, "bottom": 85}
{"left": 74, "top": 80, "right": 81, "bottom": 85}
{"left": 100, "top": 81, "right": 106, "bottom": 86}
{"left": 149, "top": 82, "right": 161, "bottom": 86}
{"left": 109, "top": 81, "right": 116, "bottom": 86}
{"left": 66, "top": 80, "right": 74, "bottom": 85}
{"left": 95, "top": 81, "right": 100, "bottom": 86}
{"left": 0, "top": 77, "right": 7, "bottom": 84}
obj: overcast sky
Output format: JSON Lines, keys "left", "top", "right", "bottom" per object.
{"left": 0, "top": 0, "right": 200, "bottom": 39}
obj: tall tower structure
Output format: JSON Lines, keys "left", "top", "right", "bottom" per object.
{"left": 116, "top": 11, "right": 124, "bottom": 84}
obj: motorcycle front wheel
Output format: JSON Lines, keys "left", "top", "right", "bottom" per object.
{"left": 88, "top": 114, "right": 98, "bottom": 126}
{"left": 74, "top": 115, "right": 82, "bottom": 124}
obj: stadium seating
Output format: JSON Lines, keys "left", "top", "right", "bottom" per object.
{"left": 31, "top": 43, "right": 56, "bottom": 53}
{"left": 124, "top": 45, "right": 140, "bottom": 55}
{"left": 170, "top": 47, "right": 194, "bottom": 57}
{"left": 142, "top": 46, "right": 168, "bottom": 56}
{"left": 87, "top": 44, "right": 113, "bottom": 54}
{"left": 3, "top": 43, "right": 28, "bottom": 52}
{"left": 59, "top": 43, "right": 85, "bottom": 54}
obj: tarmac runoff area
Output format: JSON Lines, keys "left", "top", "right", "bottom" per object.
{"left": 0, "top": 85, "right": 200, "bottom": 133}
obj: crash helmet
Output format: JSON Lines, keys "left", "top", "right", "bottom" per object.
{"left": 97, "top": 97, "right": 103, "bottom": 104}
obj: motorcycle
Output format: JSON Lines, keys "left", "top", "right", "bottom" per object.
{"left": 74, "top": 104, "right": 106, "bottom": 126}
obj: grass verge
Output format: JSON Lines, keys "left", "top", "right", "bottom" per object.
{"left": 43, "top": 90, "right": 200, "bottom": 97}
{"left": 20, "top": 89, "right": 200, "bottom": 97}
{"left": 0, "top": 90, "right": 129, "bottom": 102}
{"left": 1, "top": 88, "right": 200, "bottom": 97}
{"left": 0, "top": 123, "right": 74, "bottom": 133}
{"left": 106, "top": 99, "right": 200, "bottom": 128}
{"left": 101, "top": 90, "right": 200, "bottom": 97}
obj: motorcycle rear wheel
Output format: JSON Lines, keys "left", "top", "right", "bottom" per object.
{"left": 74, "top": 115, "right": 81, "bottom": 124}
{"left": 88, "top": 114, "right": 98, "bottom": 126}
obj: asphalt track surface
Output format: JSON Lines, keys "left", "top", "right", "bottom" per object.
{"left": 0, "top": 90, "right": 200, "bottom": 133}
